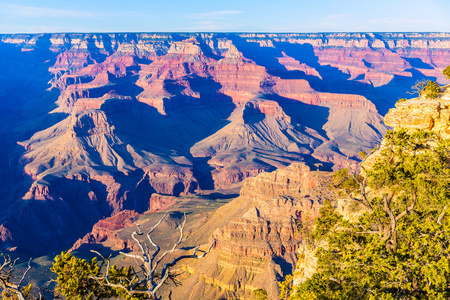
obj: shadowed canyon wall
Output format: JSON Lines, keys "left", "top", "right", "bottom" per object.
{"left": 0, "top": 32, "right": 449, "bottom": 254}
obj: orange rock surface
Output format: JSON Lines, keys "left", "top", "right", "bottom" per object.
{"left": 171, "top": 163, "right": 333, "bottom": 300}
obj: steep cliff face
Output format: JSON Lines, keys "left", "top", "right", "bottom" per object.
{"left": 190, "top": 99, "right": 319, "bottom": 188}
{"left": 0, "top": 32, "right": 449, "bottom": 254}
{"left": 211, "top": 164, "right": 323, "bottom": 259}
{"left": 169, "top": 163, "right": 333, "bottom": 300}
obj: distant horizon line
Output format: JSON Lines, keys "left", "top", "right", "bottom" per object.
{"left": 1, "top": 31, "right": 450, "bottom": 35}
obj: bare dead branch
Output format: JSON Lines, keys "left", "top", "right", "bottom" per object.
{"left": 152, "top": 213, "right": 187, "bottom": 273}
{"left": 153, "top": 242, "right": 214, "bottom": 295}
{"left": 342, "top": 158, "right": 374, "bottom": 213}
{"left": 383, "top": 194, "right": 398, "bottom": 252}
{"left": 18, "top": 258, "right": 32, "bottom": 286}
{"left": 148, "top": 212, "right": 170, "bottom": 235}
{"left": 90, "top": 212, "right": 212, "bottom": 300}
{"left": 0, "top": 255, "right": 33, "bottom": 300}
{"left": 90, "top": 250, "right": 107, "bottom": 261}
{"left": 118, "top": 252, "right": 145, "bottom": 262}
{"left": 0, "top": 254, "right": 11, "bottom": 273}
{"left": 407, "top": 80, "right": 427, "bottom": 98}
{"left": 131, "top": 231, "right": 146, "bottom": 258}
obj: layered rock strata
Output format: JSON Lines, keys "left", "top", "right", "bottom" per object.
{"left": 70, "top": 210, "right": 139, "bottom": 252}
{"left": 170, "top": 163, "right": 333, "bottom": 300}
{"left": 0, "top": 32, "right": 449, "bottom": 254}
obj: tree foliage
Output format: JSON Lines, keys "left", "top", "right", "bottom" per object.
{"left": 289, "top": 129, "right": 450, "bottom": 299}
{"left": 51, "top": 251, "right": 108, "bottom": 300}
{"left": 396, "top": 98, "right": 407, "bottom": 104}
{"left": 422, "top": 80, "right": 440, "bottom": 99}
{"left": 279, "top": 274, "right": 293, "bottom": 300}
{"left": 253, "top": 288, "right": 269, "bottom": 300}
{"left": 409, "top": 80, "right": 440, "bottom": 99}
{"left": 51, "top": 251, "right": 145, "bottom": 300}
{"left": 444, "top": 65, "right": 450, "bottom": 80}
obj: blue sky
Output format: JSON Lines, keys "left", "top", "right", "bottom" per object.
{"left": 0, "top": 0, "right": 449, "bottom": 33}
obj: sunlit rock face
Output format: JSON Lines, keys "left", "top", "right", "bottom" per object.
{"left": 62, "top": 163, "right": 334, "bottom": 300}
{"left": 157, "top": 163, "right": 333, "bottom": 300}
{"left": 384, "top": 85, "right": 450, "bottom": 136}
{"left": 0, "top": 32, "right": 449, "bottom": 255}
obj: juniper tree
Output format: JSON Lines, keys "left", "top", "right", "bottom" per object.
{"left": 289, "top": 129, "right": 450, "bottom": 299}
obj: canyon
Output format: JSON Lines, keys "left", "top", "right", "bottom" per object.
{"left": 69, "top": 163, "right": 332, "bottom": 299}
{"left": 0, "top": 32, "right": 449, "bottom": 260}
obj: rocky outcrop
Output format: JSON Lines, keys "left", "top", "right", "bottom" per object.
{"left": 361, "top": 84, "right": 450, "bottom": 171}
{"left": 148, "top": 194, "right": 177, "bottom": 212}
{"left": 171, "top": 163, "right": 333, "bottom": 300}
{"left": 211, "top": 164, "right": 325, "bottom": 258}
{"left": 0, "top": 225, "right": 13, "bottom": 244}
{"left": 10, "top": 108, "right": 196, "bottom": 254}
{"left": 384, "top": 85, "right": 450, "bottom": 136}
{"left": 211, "top": 45, "right": 269, "bottom": 105}
{"left": 190, "top": 98, "right": 323, "bottom": 188}
{"left": 70, "top": 210, "right": 139, "bottom": 252}
{"left": 69, "top": 163, "right": 333, "bottom": 299}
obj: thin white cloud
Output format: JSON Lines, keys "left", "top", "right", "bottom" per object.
{"left": 0, "top": 3, "right": 97, "bottom": 18}
{"left": 0, "top": 24, "right": 92, "bottom": 34}
{"left": 180, "top": 10, "right": 244, "bottom": 31}
{"left": 317, "top": 14, "right": 356, "bottom": 32}
{"left": 0, "top": 2, "right": 142, "bottom": 19}
{"left": 186, "top": 11, "right": 244, "bottom": 19}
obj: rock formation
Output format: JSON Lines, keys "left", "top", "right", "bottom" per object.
{"left": 167, "top": 163, "right": 333, "bottom": 300}
{"left": 70, "top": 210, "right": 139, "bottom": 252}
{"left": 0, "top": 32, "right": 449, "bottom": 254}
{"left": 384, "top": 84, "right": 450, "bottom": 135}
{"left": 65, "top": 163, "right": 332, "bottom": 299}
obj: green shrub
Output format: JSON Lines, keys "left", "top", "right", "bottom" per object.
{"left": 423, "top": 80, "right": 440, "bottom": 99}
{"left": 253, "top": 288, "right": 269, "bottom": 300}
{"left": 443, "top": 65, "right": 450, "bottom": 80}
